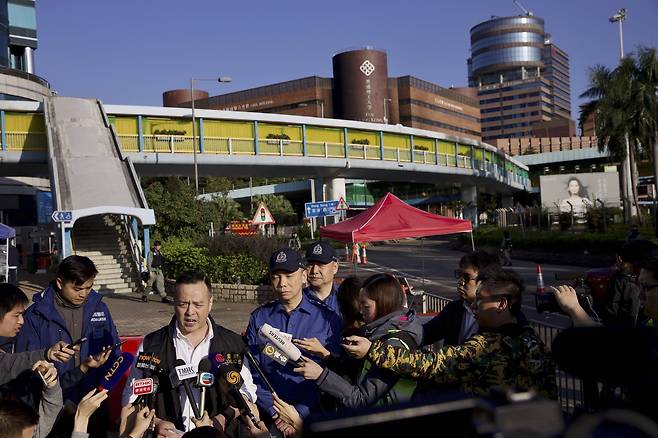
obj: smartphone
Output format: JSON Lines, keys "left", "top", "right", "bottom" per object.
{"left": 66, "top": 337, "right": 88, "bottom": 349}
{"left": 102, "top": 340, "right": 127, "bottom": 353}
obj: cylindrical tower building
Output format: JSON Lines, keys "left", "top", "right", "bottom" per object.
{"left": 332, "top": 48, "right": 388, "bottom": 123}
{"left": 469, "top": 15, "right": 545, "bottom": 86}
{"left": 163, "top": 89, "right": 209, "bottom": 107}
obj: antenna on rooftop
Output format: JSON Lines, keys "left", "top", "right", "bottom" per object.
{"left": 513, "top": 0, "right": 533, "bottom": 16}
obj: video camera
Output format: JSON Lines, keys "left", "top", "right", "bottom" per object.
{"left": 535, "top": 277, "right": 595, "bottom": 315}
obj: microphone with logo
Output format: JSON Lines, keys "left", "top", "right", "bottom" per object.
{"left": 258, "top": 323, "right": 303, "bottom": 366}
{"left": 133, "top": 352, "right": 162, "bottom": 407}
{"left": 196, "top": 358, "right": 214, "bottom": 415}
{"left": 97, "top": 352, "right": 135, "bottom": 393}
{"left": 171, "top": 359, "right": 202, "bottom": 420}
{"left": 210, "top": 353, "right": 259, "bottom": 425}
{"left": 131, "top": 374, "right": 159, "bottom": 438}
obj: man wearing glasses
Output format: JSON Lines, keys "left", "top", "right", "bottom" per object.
{"left": 421, "top": 251, "right": 499, "bottom": 348}
{"left": 347, "top": 266, "right": 557, "bottom": 399}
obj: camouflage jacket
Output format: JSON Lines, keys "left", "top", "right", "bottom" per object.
{"left": 368, "top": 323, "right": 557, "bottom": 399}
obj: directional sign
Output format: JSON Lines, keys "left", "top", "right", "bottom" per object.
{"left": 336, "top": 197, "right": 349, "bottom": 211}
{"left": 252, "top": 202, "right": 275, "bottom": 225}
{"left": 305, "top": 200, "right": 339, "bottom": 218}
{"left": 51, "top": 210, "right": 73, "bottom": 223}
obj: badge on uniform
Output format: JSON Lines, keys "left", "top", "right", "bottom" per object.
{"left": 262, "top": 342, "right": 289, "bottom": 366}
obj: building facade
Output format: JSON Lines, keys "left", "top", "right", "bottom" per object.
{"left": 163, "top": 48, "right": 482, "bottom": 141}
{"left": 468, "top": 14, "right": 572, "bottom": 142}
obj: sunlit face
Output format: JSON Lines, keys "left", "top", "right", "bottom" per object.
{"left": 56, "top": 277, "right": 95, "bottom": 306}
{"left": 638, "top": 269, "right": 658, "bottom": 320}
{"left": 470, "top": 289, "right": 507, "bottom": 330}
{"left": 174, "top": 282, "right": 213, "bottom": 336}
{"left": 456, "top": 265, "right": 480, "bottom": 303}
{"left": 358, "top": 289, "right": 377, "bottom": 324}
{"left": 568, "top": 180, "right": 580, "bottom": 196}
{"left": 306, "top": 261, "right": 338, "bottom": 289}
{"left": 271, "top": 269, "right": 306, "bottom": 303}
{"left": 0, "top": 304, "right": 25, "bottom": 337}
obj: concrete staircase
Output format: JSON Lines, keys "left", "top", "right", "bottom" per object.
{"left": 72, "top": 215, "right": 141, "bottom": 294}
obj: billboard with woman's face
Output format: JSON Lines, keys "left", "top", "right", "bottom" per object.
{"left": 539, "top": 172, "right": 620, "bottom": 213}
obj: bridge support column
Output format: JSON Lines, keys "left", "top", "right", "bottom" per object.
{"left": 461, "top": 185, "right": 478, "bottom": 228}
{"left": 327, "top": 178, "right": 346, "bottom": 224}
{"left": 143, "top": 226, "right": 151, "bottom": 263}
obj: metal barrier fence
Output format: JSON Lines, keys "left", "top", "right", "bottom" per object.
{"left": 421, "top": 292, "right": 587, "bottom": 415}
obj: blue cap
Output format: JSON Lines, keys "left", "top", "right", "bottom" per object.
{"left": 269, "top": 248, "right": 305, "bottom": 273}
{"left": 305, "top": 241, "right": 337, "bottom": 264}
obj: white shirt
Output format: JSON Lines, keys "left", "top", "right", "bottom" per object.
{"left": 125, "top": 319, "right": 257, "bottom": 432}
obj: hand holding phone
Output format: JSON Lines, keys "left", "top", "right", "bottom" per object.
{"left": 102, "top": 340, "right": 127, "bottom": 353}
{"left": 66, "top": 337, "right": 88, "bottom": 350}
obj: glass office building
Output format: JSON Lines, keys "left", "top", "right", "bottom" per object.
{"left": 468, "top": 15, "right": 571, "bottom": 142}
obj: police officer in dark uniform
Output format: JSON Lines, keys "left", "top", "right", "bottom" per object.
{"left": 143, "top": 241, "right": 171, "bottom": 303}
{"left": 303, "top": 241, "right": 340, "bottom": 316}
{"left": 245, "top": 248, "right": 342, "bottom": 436}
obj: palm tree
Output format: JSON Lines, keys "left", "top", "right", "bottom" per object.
{"left": 579, "top": 63, "right": 639, "bottom": 223}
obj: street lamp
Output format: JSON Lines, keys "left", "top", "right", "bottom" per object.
{"left": 383, "top": 98, "right": 392, "bottom": 124}
{"left": 190, "top": 76, "right": 232, "bottom": 193}
{"left": 609, "top": 8, "right": 633, "bottom": 221}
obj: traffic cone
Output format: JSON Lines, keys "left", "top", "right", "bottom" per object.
{"left": 361, "top": 245, "right": 368, "bottom": 264}
{"left": 536, "top": 265, "right": 545, "bottom": 295}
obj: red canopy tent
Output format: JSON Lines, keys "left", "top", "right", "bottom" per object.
{"left": 320, "top": 192, "right": 474, "bottom": 248}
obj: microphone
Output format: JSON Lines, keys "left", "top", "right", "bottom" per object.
{"left": 135, "top": 352, "right": 162, "bottom": 374}
{"left": 98, "top": 352, "right": 134, "bottom": 392}
{"left": 258, "top": 323, "right": 302, "bottom": 364}
{"left": 241, "top": 349, "right": 276, "bottom": 395}
{"left": 215, "top": 361, "right": 258, "bottom": 425}
{"left": 196, "top": 358, "right": 214, "bottom": 415}
{"left": 172, "top": 358, "right": 202, "bottom": 420}
{"left": 142, "top": 375, "right": 160, "bottom": 438}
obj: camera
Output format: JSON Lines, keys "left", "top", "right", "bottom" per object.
{"left": 535, "top": 277, "right": 594, "bottom": 314}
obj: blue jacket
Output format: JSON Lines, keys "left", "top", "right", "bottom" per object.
{"left": 14, "top": 284, "right": 120, "bottom": 403}
{"left": 303, "top": 285, "right": 342, "bottom": 317}
{"left": 245, "top": 293, "right": 342, "bottom": 418}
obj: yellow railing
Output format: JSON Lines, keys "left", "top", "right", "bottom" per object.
{"left": 118, "top": 134, "right": 139, "bottom": 152}
{"left": 5, "top": 132, "right": 47, "bottom": 151}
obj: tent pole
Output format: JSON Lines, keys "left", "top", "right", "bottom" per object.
{"left": 470, "top": 231, "right": 475, "bottom": 251}
{"left": 421, "top": 237, "right": 425, "bottom": 290}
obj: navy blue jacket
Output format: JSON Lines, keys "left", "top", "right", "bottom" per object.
{"left": 245, "top": 293, "right": 342, "bottom": 418}
{"left": 14, "top": 284, "right": 120, "bottom": 402}
{"left": 303, "top": 284, "right": 342, "bottom": 317}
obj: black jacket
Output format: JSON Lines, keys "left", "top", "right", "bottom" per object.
{"left": 141, "top": 317, "right": 245, "bottom": 433}
{"left": 421, "top": 299, "right": 469, "bottom": 347}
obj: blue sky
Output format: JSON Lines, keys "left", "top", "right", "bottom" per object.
{"left": 36, "top": 0, "right": 658, "bottom": 119}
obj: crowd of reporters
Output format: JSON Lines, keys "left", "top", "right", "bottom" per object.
{"left": 0, "top": 237, "right": 657, "bottom": 437}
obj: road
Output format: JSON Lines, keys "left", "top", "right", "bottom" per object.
{"left": 338, "top": 239, "right": 599, "bottom": 327}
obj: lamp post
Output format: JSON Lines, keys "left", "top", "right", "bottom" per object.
{"left": 190, "top": 76, "right": 232, "bottom": 193}
{"left": 383, "top": 98, "right": 392, "bottom": 124}
{"left": 609, "top": 8, "right": 634, "bottom": 222}
{"left": 319, "top": 101, "right": 324, "bottom": 118}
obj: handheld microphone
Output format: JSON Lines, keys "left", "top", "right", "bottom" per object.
{"left": 172, "top": 359, "right": 202, "bottom": 420}
{"left": 135, "top": 352, "right": 162, "bottom": 374}
{"left": 241, "top": 349, "right": 276, "bottom": 395}
{"left": 142, "top": 375, "right": 160, "bottom": 438}
{"left": 216, "top": 362, "right": 258, "bottom": 425}
{"left": 196, "top": 358, "right": 214, "bottom": 415}
{"left": 258, "top": 323, "right": 302, "bottom": 364}
{"left": 98, "top": 352, "right": 134, "bottom": 392}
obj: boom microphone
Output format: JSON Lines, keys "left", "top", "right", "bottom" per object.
{"left": 173, "top": 358, "right": 202, "bottom": 420}
{"left": 259, "top": 323, "right": 302, "bottom": 363}
{"left": 98, "top": 352, "right": 135, "bottom": 392}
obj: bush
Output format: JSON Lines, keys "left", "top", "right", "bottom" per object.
{"left": 161, "top": 237, "right": 267, "bottom": 285}
{"left": 207, "top": 234, "right": 287, "bottom": 265}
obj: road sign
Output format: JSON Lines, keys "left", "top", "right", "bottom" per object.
{"left": 305, "top": 200, "right": 339, "bottom": 218}
{"left": 51, "top": 211, "right": 73, "bottom": 223}
{"left": 252, "top": 202, "right": 275, "bottom": 225}
{"left": 336, "top": 197, "right": 349, "bottom": 210}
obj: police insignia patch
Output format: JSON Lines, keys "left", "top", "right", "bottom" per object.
{"left": 276, "top": 251, "right": 287, "bottom": 263}
{"left": 313, "top": 244, "right": 322, "bottom": 255}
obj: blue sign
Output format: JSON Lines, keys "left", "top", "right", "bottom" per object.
{"left": 305, "top": 201, "right": 339, "bottom": 218}
{"left": 51, "top": 210, "right": 73, "bottom": 222}
{"left": 37, "top": 191, "right": 53, "bottom": 225}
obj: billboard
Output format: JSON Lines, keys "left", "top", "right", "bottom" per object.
{"left": 540, "top": 172, "right": 620, "bottom": 213}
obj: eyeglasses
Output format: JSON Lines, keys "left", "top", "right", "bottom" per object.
{"left": 474, "top": 294, "right": 513, "bottom": 306}
{"left": 455, "top": 269, "right": 478, "bottom": 283}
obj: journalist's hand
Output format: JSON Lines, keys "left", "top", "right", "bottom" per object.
{"left": 292, "top": 356, "right": 323, "bottom": 381}
{"left": 74, "top": 389, "right": 108, "bottom": 433}
{"left": 342, "top": 336, "right": 371, "bottom": 359}
{"left": 47, "top": 341, "right": 78, "bottom": 363}
{"left": 550, "top": 285, "right": 596, "bottom": 327}
{"left": 32, "top": 360, "right": 58, "bottom": 388}
{"left": 80, "top": 346, "right": 112, "bottom": 374}
{"left": 292, "top": 337, "right": 330, "bottom": 360}
{"left": 273, "top": 393, "right": 302, "bottom": 431}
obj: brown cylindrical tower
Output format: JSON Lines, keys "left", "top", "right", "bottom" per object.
{"left": 162, "top": 89, "right": 209, "bottom": 107}
{"left": 332, "top": 48, "right": 388, "bottom": 123}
